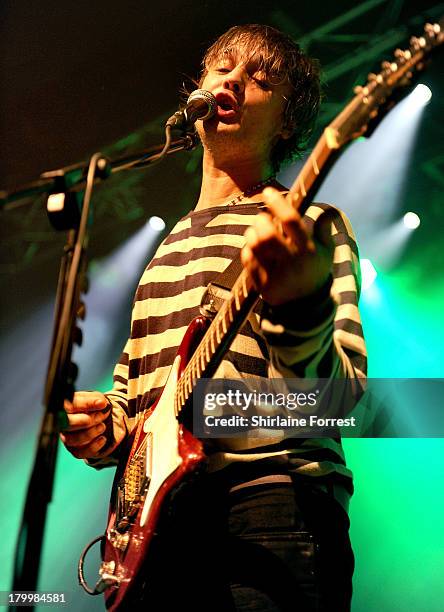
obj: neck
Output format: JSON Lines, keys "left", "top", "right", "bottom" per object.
{"left": 195, "top": 152, "right": 275, "bottom": 211}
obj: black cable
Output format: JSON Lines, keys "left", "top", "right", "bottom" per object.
{"left": 112, "top": 124, "right": 173, "bottom": 173}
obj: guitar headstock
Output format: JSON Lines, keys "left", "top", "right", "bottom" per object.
{"left": 328, "top": 21, "right": 443, "bottom": 147}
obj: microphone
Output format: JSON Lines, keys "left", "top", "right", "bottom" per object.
{"left": 166, "top": 89, "right": 217, "bottom": 129}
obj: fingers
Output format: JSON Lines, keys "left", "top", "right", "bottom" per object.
{"left": 60, "top": 422, "right": 106, "bottom": 447}
{"left": 63, "top": 403, "right": 110, "bottom": 431}
{"left": 64, "top": 391, "right": 109, "bottom": 414}
{"left": 61, "top": 390, "right": 111, "bottom": 459}
{"left": 262, "top": 187, "right": 315, "bottom": 254}
{"left": 60, "top": 432, "right": 107, "bottom": 459}
{"left": 241, "top": 241, "right": 269, "bottom": 290}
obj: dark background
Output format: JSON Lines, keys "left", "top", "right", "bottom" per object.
{"left": 1, "top": 0, "right": 443, "bottom": 324}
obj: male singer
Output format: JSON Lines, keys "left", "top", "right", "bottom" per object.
{"left": 61, "top": 24, "right": 366, "bottom": 611}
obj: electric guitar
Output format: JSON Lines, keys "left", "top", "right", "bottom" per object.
{"left": 79, "top": 21, "right": 443, "bottom": 610}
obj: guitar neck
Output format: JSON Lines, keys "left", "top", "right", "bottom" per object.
{"left": 174, "top": 130, "right": 342, "bottom": 417}
{"left": 174, "top": 269, "right": 258, "bottom": 415}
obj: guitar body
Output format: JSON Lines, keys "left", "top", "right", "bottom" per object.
{"left": 102, "top": 316, "right": 210, "bottom": 611}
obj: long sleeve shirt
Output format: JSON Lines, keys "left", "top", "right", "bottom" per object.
{"left": 88, "top": 201, "right": 366, "bottom": 509}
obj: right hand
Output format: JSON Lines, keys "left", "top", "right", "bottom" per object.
{"left": 60, "top": 391, "right": 113, "bottom": 459}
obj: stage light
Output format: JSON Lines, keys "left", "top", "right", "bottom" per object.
{"left": 410, "top": 83, "right": 432, "bottom": 106}
{"left": 361, "top": 258, "right": 377, "bottom": 290}
{"left": 149, "top": 216, "right": 166, "bottom": 231}
{"left": 403, "top": 212, "right": 420, "bottom": 229}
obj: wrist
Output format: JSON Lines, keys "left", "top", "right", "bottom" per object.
{"left": 262, "top": 275, "right": 334, "bottom": 330}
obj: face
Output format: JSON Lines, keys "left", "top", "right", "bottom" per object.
{"left": 197, "top": 46, "right": 291, "bottom": 164}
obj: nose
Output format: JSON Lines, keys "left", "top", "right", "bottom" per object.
{"left": 223, "top": 66, "right": 245, "bottom": 95}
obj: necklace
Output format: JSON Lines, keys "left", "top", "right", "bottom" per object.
{"left": 225, "top": 176, "right": 276, "bottom": 206}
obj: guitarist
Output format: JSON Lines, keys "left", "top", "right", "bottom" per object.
{"left": 61, "top": 24, "right": 366, "bottom": 612}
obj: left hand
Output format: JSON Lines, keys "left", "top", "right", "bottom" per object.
{"left": 241, "top": 186, "right": 335, "bottom": 305}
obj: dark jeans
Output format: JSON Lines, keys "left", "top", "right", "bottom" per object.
{"left": 138, "top": 478, "right": 354, "bottom": 611}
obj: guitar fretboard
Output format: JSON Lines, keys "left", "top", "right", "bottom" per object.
{"left": 174, "top": 268, "right": 258, "bottom": 416}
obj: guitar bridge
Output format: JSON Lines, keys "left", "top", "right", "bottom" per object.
{"left": 115, "top": 448, "right": 150, "bottom": 533}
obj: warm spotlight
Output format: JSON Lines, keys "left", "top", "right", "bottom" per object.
{"left": 403, "top": 212, "right": 421, "bottom": 230}
{"left": 361, "top": 258, "right": 377, "bottom": 290}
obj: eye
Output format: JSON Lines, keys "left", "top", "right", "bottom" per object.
{"left": 216, "top": 67, "right": 230, "bottom": 74}
{"left": 252, "top": 77, "right": 272, "bottom": 90}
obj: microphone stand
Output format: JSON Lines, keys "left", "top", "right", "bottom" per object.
{"left": 6, "top": 128, "right": 198, "bottom": 609}
{"left": 1, "top": 131, "right": 198, "bottom": 211}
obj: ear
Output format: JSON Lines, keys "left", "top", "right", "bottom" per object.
{"left": 280, "top": 120, "right": 295, "bottom": 140}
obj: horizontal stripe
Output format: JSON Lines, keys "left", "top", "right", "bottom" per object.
{"left": 113, "top": 374, "right": 128, "bottom": 387}
{"left": 163, "top": 220, "right": 249, "bottom": 245}
{"left": 134, "top": 285, "right": 206, "bottom": 316}
{"left": 129, "top": 366, "right": 172, "bottom": 397}
{"left": 169, "top": 217, "right": 192, "bottom": 234}
{"left": 336, "top": 302, "right": 362, "bottom": 324}
{"left": 132, "top": 305, "right": 200, "bottom": 337}
{"left": 333, "top": 260, "right": 355, "bottom": 278}
{"left": 334, "top": 328, "right": 366, "bottom": 355}
{"left": 332, "top": 274, "right": 358, "bottom": 294}
{"left": 127, "top": 326, "right": 188, "bottom": 359}
{"left": 129, "top": 347, "right": 178, "bottom": 379}
{"left": 148, "top": 243, "right": 241, "bottom": 269}
{"left": 337, "top": 291, "right": 358, "bottom": 306}
{"left": 333, "top": 243, "right": 356, "bottom": 264}
{"left": 205, "top": 213, "right": 258, "bottom": 227}
{"left": 332, "top": 231, "right": 359, "bottom": 257}
{"left": 335, "top": 318, "right": 364, "bottom": 338}
{"left": 223, "top": 350, "right": 268, "bottom": 377}
{"left": 155, "top": 232, "right": 245, "bottom": 258}
{"left": 135, "top": 271, "right": 218, "bottom": 300}
{"left": 139, "top": 256, "right": 232, "bottom": 285}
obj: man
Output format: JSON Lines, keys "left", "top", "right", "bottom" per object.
{"left": 61, "top": 24, "right": 366, "bottom": 611}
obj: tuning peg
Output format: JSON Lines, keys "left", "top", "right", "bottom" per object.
{"left": 353, "top": 85, "right": 363, "bottom": 94}
{"left": 404, "top": 49, "right": 412, "bottom": 60}
{"left": 66, "top": 362, "right": 79, "bottom": 386}
{"left": 424, "top": 23, "right": 435, "bottom": 37}
{"left": 77, "top": 301, "right": 86, "bottom": 320}
{"left": 381, "top": 60, "right": 391, "bottom": 70}
{"left": 72, "top": 326, "right": 83, "bottom": 347}
{"left": 410, "top": 36, "right": 421, "bottom": 50}
{"left": 80, "top": 275, "right": 89, "bottom": 294}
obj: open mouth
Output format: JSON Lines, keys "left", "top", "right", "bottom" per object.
{"left": 215, "top": 92, "right": 239, "bottom": 116}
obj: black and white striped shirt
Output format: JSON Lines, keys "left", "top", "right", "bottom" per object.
{"left": 91, "top": 201, "right": 366, "bottom": 508}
